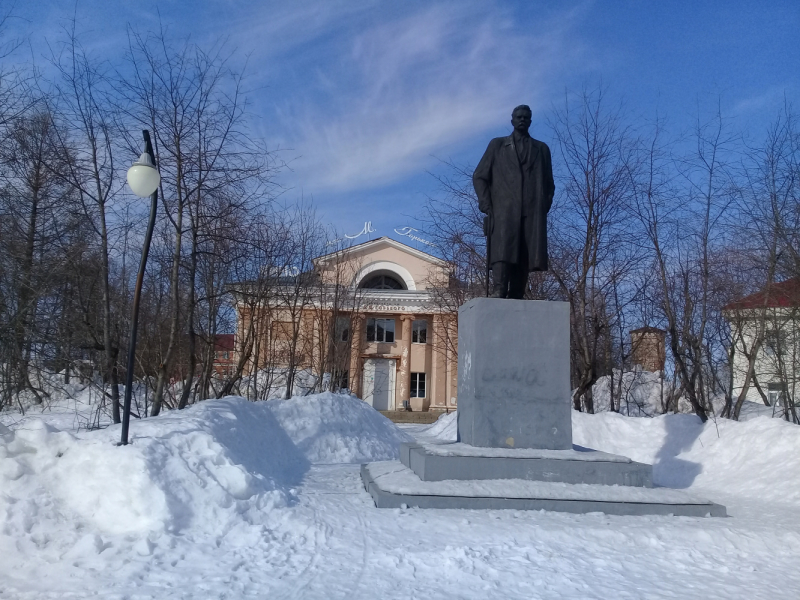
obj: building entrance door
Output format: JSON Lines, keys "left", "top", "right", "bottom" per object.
{"left": 362, "top": 358, "right": 395, "bottom": 410}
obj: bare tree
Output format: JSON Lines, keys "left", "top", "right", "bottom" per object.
{"left": 0, "top": 109, "right": 77, "bottom": 405}
{"left": 218, "top": 211, "right": 285, "bottom": 398}
{"left": 269, "top": 203, "right": 326, "bottom": 399}
{"left": 47, "top": 23, "right": 127, "bottom": 421}
{"left": 119, "top": 27, "right": 273, "bottom": 414}
{"left": 549, "top": 87, "right": 640, "bottom": 413}
{"left": 306, "top": 231, "right": 366, "bottom": 393}
{"left": 631, "top": 104, "right": 739, "bottom": 422}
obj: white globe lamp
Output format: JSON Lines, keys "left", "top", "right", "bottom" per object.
{"left": 127, "top": 152, "right": 161, "bottom": 197}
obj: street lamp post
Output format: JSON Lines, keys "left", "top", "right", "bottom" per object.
{"left": 120, "top": 130, "right": 160, "bottom": 446}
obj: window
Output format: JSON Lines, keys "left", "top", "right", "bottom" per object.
{"left": 366, "top": 318, "right": 395, "bottom": 343}
{"left": 765, "top": 328, "right": 788, "bottom": 357}
{"left": 222, "top": 351, "right": 229, "bottom": 359}
{"left": 768, "top": 383, "right": 787, "bottom": 407}
{"left": 410, "top": 372, "right": 426, "bottom": 398}
{"left": 335, "top": 316, "right": 350, "bottom": 342}
{"left": 412, "top": 319, "right": 428, "bottom": 344}
{"left": 360, "top": 274, "right": 405, "bottom": 290}
{"left": 271, "top": 321, "right": 293, "bottom": 341}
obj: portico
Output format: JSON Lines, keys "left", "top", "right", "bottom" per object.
{"left": 326, "top": 238, "right": 459, "bottom": 411}
{"left": 237, "top": 236, "right": 459, "bottom": 411}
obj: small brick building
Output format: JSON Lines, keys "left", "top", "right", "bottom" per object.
{"left": 630, "top": 327, "right": 666, "bottom": 372}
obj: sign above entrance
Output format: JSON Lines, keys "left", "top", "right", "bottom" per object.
{"left": 326, "top": 223, "right": 436, "bottom": 249}
{"left": 345, "top": 221, "right": 376, "bottom": 240}
{"left": 393, "top": 227, "right": 435, "bottom": 247}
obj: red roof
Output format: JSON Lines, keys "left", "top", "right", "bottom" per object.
{"left": 214, "top": 334, "right": 235, "bottom": 351}
{"left": 724, "top": 278, "right": 800, "bottom": 310}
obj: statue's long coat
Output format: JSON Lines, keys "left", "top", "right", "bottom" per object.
{"left": 472, "top": 134, "right": 555, "bottom": 271}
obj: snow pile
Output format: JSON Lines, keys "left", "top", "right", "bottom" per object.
{"left": 266, "top": 391, "right": 413, "bottom": 463}
{"left": 0, "top": 391, "right": 414, "bottom": 549}
{"left": 1, "top": 419, "right": 169, "bottom": 538}
{"left": 590, "top": 368, "right": 737, "bottom": 416}
{"left": 1, "top": 392, "right": 415, "bottom": 592}
{"left": 0, "top": 398, "right": 308, "bottom": 548}
{"left": 236, "top": 367, "right": 320, "bottom": 400}
{"left": 421, "top": 410, "right": 457, "bottom": 441}
{"left": 591, "top": 368, "right": 670, "bottom": 415}
{"left": 573, "top": 411, "right": 800, "bottom": 504}
{"left": 737, "top": 399, "right": 781, "bottom": 420}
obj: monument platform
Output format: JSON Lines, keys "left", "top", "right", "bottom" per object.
{"left": 361, "top": 298, "right": 726, "bottom": 517}
{"left": 400, "top": 441, "right": 653, "bottom": 487}
{"left": 361, "top": 462, "right": 726, "bottom": 517}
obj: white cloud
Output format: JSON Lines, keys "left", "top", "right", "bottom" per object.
{"left": 276, "top": 2, "right": 585, "bottom": 193}
{"left": 730, "top": 86, "right": 788, "bottom": 117}
{"left": 15, "top": 1, "right": 586, "bottom": 199}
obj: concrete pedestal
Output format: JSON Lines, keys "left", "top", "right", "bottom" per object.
{"left": 360, "top": 299, "right": 727, "bottom": 517}
{"left": 457, "top": 298, "right": 572, "bottom": 450}
{"left": 400, "top": 442, "right": 653, "bottom": 487}
{"left": 361, "top": 463, "right": 726, "bottom": 517}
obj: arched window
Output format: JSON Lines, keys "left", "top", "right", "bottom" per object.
{"left": 359, "top": 273, "right": 406, "bottom": 290}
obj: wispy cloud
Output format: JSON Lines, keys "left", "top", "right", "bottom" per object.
{"left": 13, "top": 1, "right": 586, "bottom": 199}
{"left": 730, "top": 86, "right": 790, "bottom": 117}
{"left": 263, "top": 2, "right": 586, "bottom": 193}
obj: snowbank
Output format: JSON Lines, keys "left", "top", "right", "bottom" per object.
{"left": 266, "top": 391, "right": 413, "bottom": 463}
{"left": 0, "top": 399, "right": 306, "bottom": 543}
{"left": 591, "top": 368, "right": 743, "bottom": 417}
{"left": 591, "top": 368, "right": 668, "bottom": 415}
{"left": 0, "top": 391, "right": 415, "bottom": 586}
{"left": 573, "top": 411, "right": 800, "bottom": 504}
{"left": 422, "top": 409, "right": 800, "bottom": 505}
{"left": 0, "top": 393, "right": 412, "bottom": 544}
{"left": 420, "top": 410, "right": 457, "bottom": 441}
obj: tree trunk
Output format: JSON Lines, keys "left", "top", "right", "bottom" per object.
{"left": 151, "top": 190, "right": 184, "bottom": 416}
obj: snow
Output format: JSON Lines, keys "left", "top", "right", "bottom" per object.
{"left": 591, "top": 368, "right": 670, "bottom": 415}
{"left": 419, "top": 441, "right": 630, "bottom": 462}
{"left": 366, "top": 462, "right": 710, "bottom": 504}
{"left": 590, "top": 368, "right": 783, "bottom": 420}
{"left": 419, "top": 408, "right": 458, "bottom": 440}
{"left": 2, "top": 391, "right": 800, "bottom": 599}
{"left": 0, "top": 400, "right": 304, "bottom": 548}
{"left": 267, "top": 391, "right": 413, "bottom": 463}
{"left": 573, "top": 410, "right": 800, "bottom": 505}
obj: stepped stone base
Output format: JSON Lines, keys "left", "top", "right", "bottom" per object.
{"left": 361, "top": 462, "right": 726, "bottom": 517}
{"left": 363, "top": 299, "right": 727, "bottom": 517}
{"left": 400, "top": 442, "right": 654, "bottom": 487}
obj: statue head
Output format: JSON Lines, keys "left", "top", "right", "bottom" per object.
{"left": 511, "top": 105, "right": 532, "bottom": 135}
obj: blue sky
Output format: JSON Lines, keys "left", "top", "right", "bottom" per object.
{"left": 12, "top": 0, "right": 800, "bottom": 242}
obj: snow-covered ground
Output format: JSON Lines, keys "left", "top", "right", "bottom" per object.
{"left": 2, "top": 391, "right": 800, "bottom": 599}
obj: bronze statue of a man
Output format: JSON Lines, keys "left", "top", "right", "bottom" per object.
{"left": 473, "top": 105, "right": 555, "bottom": 299}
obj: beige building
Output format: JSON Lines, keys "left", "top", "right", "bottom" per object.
{"left": 235, "top": 237, "right": 458, "bottom": 412}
